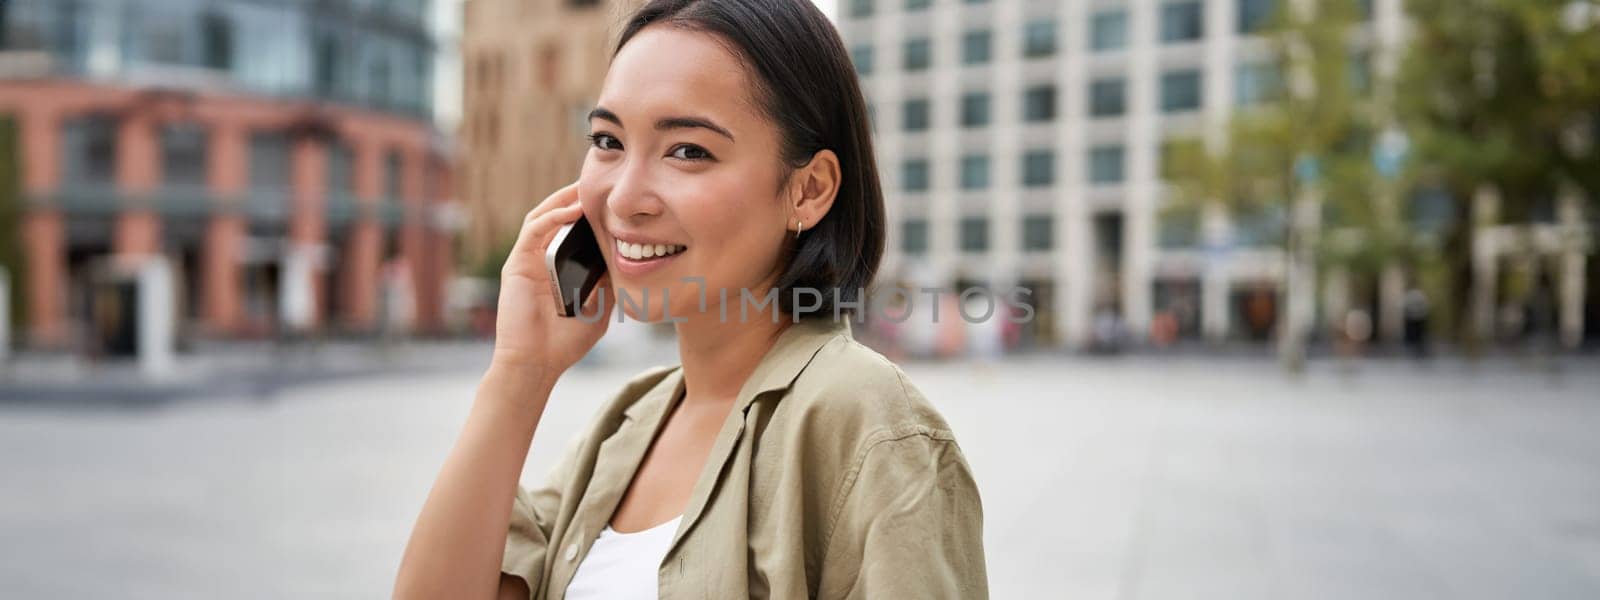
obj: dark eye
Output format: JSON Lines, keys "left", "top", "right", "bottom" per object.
{"left": 587, "top": 133, "right": 621, "bottom": 151}
{"left": 669, "top": 144, "right": 713, "bottom": 161}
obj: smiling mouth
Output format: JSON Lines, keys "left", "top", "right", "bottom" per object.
{"left": 616, "top": 239, "right": 687, "bottom": 260}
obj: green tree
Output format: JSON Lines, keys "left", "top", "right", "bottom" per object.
{"left": 1166, "top": 0, "right": 1380, "bottom": 371}
{"left": 1398, "top": 0, "right": 1600, "bottom": 349}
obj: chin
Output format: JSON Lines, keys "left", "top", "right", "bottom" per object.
{"left": 609, "top": 284, "right": 679, "bottom": 323}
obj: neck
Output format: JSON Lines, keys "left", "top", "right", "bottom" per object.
{"left": 673, "top": 308, "right": 790, "bottom": 407}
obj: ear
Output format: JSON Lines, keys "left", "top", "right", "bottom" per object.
{"left": 787, "top": 149, "right": 841, "bottom": 235}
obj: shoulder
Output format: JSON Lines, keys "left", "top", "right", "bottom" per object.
{"left": 781, "top": 335, "right": 984, "bottom": 558}
{"left": 783, "top": 333, "right": 957, "bottom": 448}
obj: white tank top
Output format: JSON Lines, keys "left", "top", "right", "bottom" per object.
{"left": 564, "top": 515, "right": 684, "bottom": 600}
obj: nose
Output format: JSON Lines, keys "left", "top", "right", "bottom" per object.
{"left": 602, "top": 156, "right": 666, "bottom": 222}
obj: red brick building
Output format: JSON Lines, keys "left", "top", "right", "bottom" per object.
{"left": 0, "top": 1, "right": 456, "bottom": 349}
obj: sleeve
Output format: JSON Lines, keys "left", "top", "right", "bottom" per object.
{"left": 500, "top": 433, "right": 582, "bottom": 597}
{"left": 819, "top": 430, "right": 990, "bottom": 599}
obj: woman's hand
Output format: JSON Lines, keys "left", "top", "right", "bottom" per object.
{"left": 491, "top": 181, "right": 613, "bottom": 381}
{"left": 399, "top": 185, "right": 607, "bottom": 598}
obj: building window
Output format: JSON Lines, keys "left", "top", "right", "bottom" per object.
{"left": 902, "top": 98, "right": 931, "bottom": 132}
{"left": 902, "top": 219, "right": 929, "bottom": 255}
{"left": 200, "top": 11, "right": 233, "bottom": 71}
{"left": 1088, "top": 145, "right": 1125, "bottom": 184}
{"left": 961, "top": 30, "right": 992, "bottom": 65}
{"left": 327, "top": 143, "right": 355, "bottom": 198}
{"left": 851, "top": 44, "right": 874, "bottom": 76}
{"left": 1022, "top": 85, "right": 1056, "bottom": 122}
{"left": 1022, "top": 150, "right": 1055, "bottom": 187}
{"left": 960, "top": 154, "right": 990, "bottom": 190}
{"left": 849, "top": 0, "right": 875, "bottom": 18}
{"left": 903, "top": 37, "right": 931, "bottom": 71}
{"left": 123, "top": 5, "right": 187, "bottom": 65}
{"left": 368, "top": 42, "right": 394, "bottom": 107}
{"left": 1089, "top": 77, "right": 1127, "bottom": 118}
{"left": 906, "top": 0, "right": 932, "bottom": 11}
{"left": 60, "top": 115, "right": 118, "bottom": 187}
{"left": 1235, "top": 61, "right": 1279, "bottom": 105}
{"left": 1159, "top": 206, "right": 1201, "bottom": 248}
{"left": 902, "top": 159, "right": 930, "bottom": 192}
{"left": 960, "top": 92, "right": 991, "bottom": 128}
{"left": 960, "top": 217, "right": 989, "bottom": 253}
{"left": 1160, "top": 69, "right": 1203, "bottom": 112}
{"left": 162, "top": 124, "right": 209, "bottom": 189}
{"left": 1023, "top": 20, "right": 1057, "bottom": 58}
{"left": 0, "top": 0, "right": 80, "bottom": 56}
{"left": 249, "top": 132, "right": 291, "bottom": 193}
{"left": 1234, "top": 204, "right": 1287, "bottom": 246}
{"left": 1238, "top": 0, "right": 1276, "bottom": 34}
{"left": 1091, "top": 10, "right": 1128, "bottom": 52}
{"left": 1022, "top": 215, "right": 1054, "bottom": 251}
{"left": 1160, "top": 1, "right": 1205, "bottom": 43}
{"left": 313, "top": 34, "right": 341, "bottom": 97}
{"left": 384, "top": 150, "right": 404, "bottom": 199}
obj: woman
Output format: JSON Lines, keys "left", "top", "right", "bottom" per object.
{"left": 395, "top": 1, "right": 987, "bottom": 598}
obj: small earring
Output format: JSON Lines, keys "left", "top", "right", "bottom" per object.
{"left": 796, "top": 219, "right": 804, "bottom": 240}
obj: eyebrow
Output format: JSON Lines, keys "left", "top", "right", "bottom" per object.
{"left": 587, "top": 106, "right": 736, "bottom": 142}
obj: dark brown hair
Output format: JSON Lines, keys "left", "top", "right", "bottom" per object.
{"left": 615, "top": 0, "right": 885, "bottom": 318}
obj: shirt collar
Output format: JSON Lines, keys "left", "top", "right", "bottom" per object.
{"left": 735, "top": 317, "right": 852, "bottom": 404}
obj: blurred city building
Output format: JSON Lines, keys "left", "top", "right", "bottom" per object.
{"left": 841, "top": 0, "right": 1417, "bottom": 348}
{"left": 0, "top": 0, "right": 458, "bottom": 351}
{"left": 458, "top": 0, "right": 642, "bottom": 264}
{"left": 454, "top": 0, "right": 1593, "bottom": 356}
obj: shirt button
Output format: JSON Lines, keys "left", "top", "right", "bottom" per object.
{"left": 564, "top": 542, "right": 579, "bottom": 561}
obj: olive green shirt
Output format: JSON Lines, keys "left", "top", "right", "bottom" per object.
{"left": 500, "top": 318, "right": 988, "bottom": 599}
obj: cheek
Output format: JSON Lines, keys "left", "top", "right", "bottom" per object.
{"left": 577, "top": 189, "right": 609, "bottom": 256}
{"left": 576, "top": 167, "right": 605, "bottom": 220}
{"left": 679, "top": 184, "right": 786, "bottom": 282}
{"left": 579, "top": 148, "right": 623, "bottom": 210}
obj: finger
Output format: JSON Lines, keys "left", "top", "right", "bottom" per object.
{"left": 512, "top": 202, "right": 584, "bottom": 252}
{"left": 522, "top": 180, "right": 582, "bottom": 224}
{"left": 529, "top": 203, "right": 587, "bottom": 253}
{"left": 505, "top": 203, "right": 585, "bottom": 271}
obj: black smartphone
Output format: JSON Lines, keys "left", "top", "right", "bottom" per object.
{"left": 544, "top": 215, "right": 607, "bottom": 317}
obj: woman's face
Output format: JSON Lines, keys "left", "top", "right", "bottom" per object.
{"left": 578, "top": 26, "right": 793, "bottom": 323}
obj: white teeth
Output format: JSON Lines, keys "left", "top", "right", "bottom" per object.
{"left": 616, "top": 240, "right": 685, "bottom": 260}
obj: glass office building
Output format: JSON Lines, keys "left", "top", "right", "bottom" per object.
{"left": 1, "top": 0, "right": 434, "bottom": 117}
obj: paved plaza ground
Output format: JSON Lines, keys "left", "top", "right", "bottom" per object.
{"left": 2, "top": 350, "right": 1598, "bottom": 598}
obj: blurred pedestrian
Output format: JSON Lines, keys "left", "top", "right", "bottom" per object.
{"left": 1403, "top": 287, "right": 1430, "bottom": 358}
{"left": 1340, "top": 309, "right": 1373, "bottom": 359}
{"left": 1091, "top": 305, "right": 1123, "bottom": 353}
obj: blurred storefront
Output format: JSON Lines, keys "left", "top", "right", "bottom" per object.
{"left": 0, "top": 0, "right": 458, "bottom": 350}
